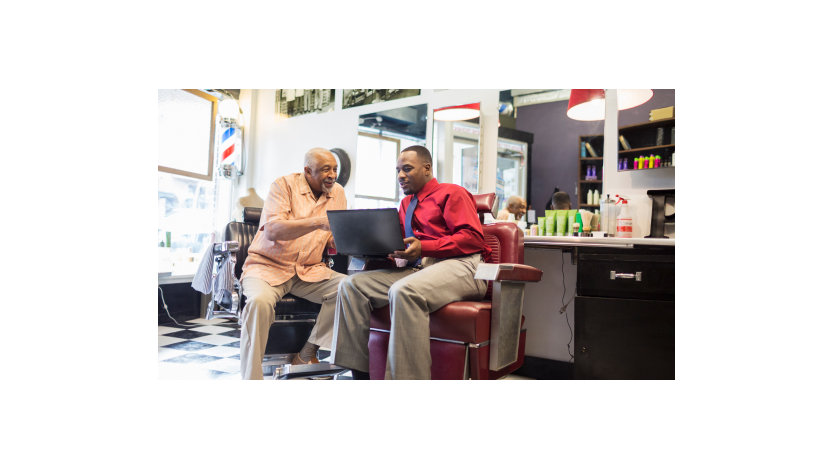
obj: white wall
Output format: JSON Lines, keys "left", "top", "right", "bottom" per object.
{"left": 602, "top": 90, "right": 675, "bottom": 237}
{"left": 235, "top": 89, "right": 500, "bottom": 208}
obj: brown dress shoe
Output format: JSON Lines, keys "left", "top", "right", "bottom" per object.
{"left": 291, "top": 353, "right": 320, "bottom": 365}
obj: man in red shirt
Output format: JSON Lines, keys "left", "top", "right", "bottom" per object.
{"left": 331, "top": 145, "right": 490, "bottom": 379}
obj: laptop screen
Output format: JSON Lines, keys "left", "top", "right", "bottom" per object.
{"left": 326, "top": 208, "right": 406, "bottom": 257}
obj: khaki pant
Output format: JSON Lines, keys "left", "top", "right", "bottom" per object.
{"left": 331, "top": 253, "right": 486, "bottom": 380}
{"left": 239, "top": 271, "right": 345, "bottom": 380}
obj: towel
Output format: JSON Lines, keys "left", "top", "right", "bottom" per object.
{"left": 191, "top": 243, "right": 214, "bottom": 295}
{"left": 214, "top": 255, "right": 235, "bottom": 303}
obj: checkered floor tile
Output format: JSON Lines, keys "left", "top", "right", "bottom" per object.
{"left": 158, "top": 317, "right": 243, "bottom": 380}
{"left": 158, "top": 316, "right": 531, "bottom": 380}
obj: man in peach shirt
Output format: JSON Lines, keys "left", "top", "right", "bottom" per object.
{"left": 239, "top": 148, "right": 346, "bottom": 379}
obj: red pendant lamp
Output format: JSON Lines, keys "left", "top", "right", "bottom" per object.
{"left": 566, "top": 89, "right": 653, "bottom": 121}
{"left": 433, "top": 103, "right": 480, "bottom": 121}
{"left": 566, "top": 89, "right": 606, "bottom": 121}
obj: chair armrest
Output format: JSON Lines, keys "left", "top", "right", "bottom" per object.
{"left": 474, "top": 263, "right": 542, "bottom": 282}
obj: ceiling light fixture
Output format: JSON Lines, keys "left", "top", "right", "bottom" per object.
{"left": 566, "top": 89, "right": 653, "bottom": 121}
{"left": 433, "top": 103, "right": 480, "bottom": 121}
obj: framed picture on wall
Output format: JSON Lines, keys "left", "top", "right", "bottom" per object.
{"left": 342, "top": 89, "right": 420, "bottom": 109}
{"left": 275, "top": 89, "right": 335, "bottom": 118}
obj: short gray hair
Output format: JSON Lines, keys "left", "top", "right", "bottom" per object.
{"left": 304, "top": 147, "right": 332, "bottom": 169}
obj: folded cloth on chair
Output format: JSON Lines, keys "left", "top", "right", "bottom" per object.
{"left": 214, "top": 255, "right": 235, "bottom": 303}
{"left": 191, "top": 244, "right": 214, "bottom": 295}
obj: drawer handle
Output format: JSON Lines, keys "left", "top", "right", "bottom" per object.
{"left": 610, "top": 270, "right": 642, "bottom": 281}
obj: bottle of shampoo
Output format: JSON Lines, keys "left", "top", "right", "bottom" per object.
{"left": 587, "top": 188, "right": 593, "bottom": 205}
{"left": 593, "top": 189, "right": 600, "bottom": 205}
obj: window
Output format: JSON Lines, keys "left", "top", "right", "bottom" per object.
{"left": 158, "top": 89, "right": 220, "bottom": 277}
{"left": 158, "top": 89, "right": 218, "bottom": 180}
{"left": 356, "top": 133, "right": 400, "bottom": 200}
{"left": 354, "top": 131, "right": 424, "bottom": 209}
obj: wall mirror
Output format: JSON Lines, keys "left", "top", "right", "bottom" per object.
{"left": 432, "top": 103, "right": 481, "bottom": 194}
{"left": 354, "top": 104, "right": 427, "bottom": 209}
{"left": 507, "top": 89, "right": 606, "bottom": 217}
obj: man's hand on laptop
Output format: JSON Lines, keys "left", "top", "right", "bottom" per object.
{"left": 392, "top": 237, "right": 421, "bottom": 262}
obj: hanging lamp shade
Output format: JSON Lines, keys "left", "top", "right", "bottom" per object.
{"left": 566, "top": 89, "right": 606, "bottom": 121}
{"left": 566, "top": 89, "right": 654, "bottom": 121}
{"left": 433, "top": 103, "right": 480, "bottom": 121}
{"left": 616, "top": 89, "right": 654, "bottom": 111}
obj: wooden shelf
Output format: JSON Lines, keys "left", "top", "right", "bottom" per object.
{"left": 618, "top": 166, "right": 674, "bottom": 172}
{"left": 618, "top": 118, "right": 674, "bottom": 132}
{"left": 619, "top": 144, "right": 675, "bottom": 154}
{"left": 578, "top": 136, "right": 604, "bottom": 207}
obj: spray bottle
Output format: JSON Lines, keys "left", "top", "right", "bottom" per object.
{"left": 615, "top": 194, "right": 632, "bottom": 238}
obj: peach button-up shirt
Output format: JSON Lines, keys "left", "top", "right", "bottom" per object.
{"left": 241, "top": 173, "right": 346, "bottom": 286}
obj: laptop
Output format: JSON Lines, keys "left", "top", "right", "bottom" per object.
{"left": 327, "top": 208, "right": 406, "bottom": 257}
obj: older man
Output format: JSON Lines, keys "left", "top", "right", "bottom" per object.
{"left": 238, "top": 148, "right": 346, "bottom": 379}
{"left": 496, "top": 195, "right": 527, "bottom": 221}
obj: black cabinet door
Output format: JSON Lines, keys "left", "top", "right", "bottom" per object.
{"left": 575, "top": 296, "right": 674, "bottom": 379}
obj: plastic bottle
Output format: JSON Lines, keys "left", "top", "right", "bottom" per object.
{"left": 633, "top": 157, "right": 638, "bottom": 170}
{"left": 593, "top": 189, "right": 600, "bottom": 205}
{"left": 615, "top": 195, "right": 632, "bottom": 238}
{"left": 648, "top": 154, "right": 654, "bottom": 168}
{"left": 601, "top": 194, "right": 616, "bottom": 236}
{"left": 587, "top": 188, "right": 593, "bottom": 206}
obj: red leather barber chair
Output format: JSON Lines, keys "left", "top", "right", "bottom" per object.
{"left": 367, "top": 193, "right": 542, "bottom": 379}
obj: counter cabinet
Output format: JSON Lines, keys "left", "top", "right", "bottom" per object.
{"left": 574, "top": 245, "right": 675, "bottom": 379}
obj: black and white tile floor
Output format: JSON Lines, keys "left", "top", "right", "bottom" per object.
{"left": 158, "top": 317, "right": 244, "bottom": 379}
{"left": 158, "top": 316, "right": 530, "bottom": 380}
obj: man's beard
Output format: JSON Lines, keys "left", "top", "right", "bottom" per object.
{"left": 321, "top": 181, "right": 333, "bottom": 194}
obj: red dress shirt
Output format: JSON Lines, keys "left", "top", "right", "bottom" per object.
{"left": 398, "top": 178, "right": 491, "bottom": 259}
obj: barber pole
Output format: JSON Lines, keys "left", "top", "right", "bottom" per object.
{"left": 218, "top": 122, "right": 240, "bottom": 178}
{"left": 221, "top": 126, "right": 236, "bottom": 163}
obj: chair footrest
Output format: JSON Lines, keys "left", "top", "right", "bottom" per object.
{"left": 273, "top": 363, "right": 348, "bottom": 380}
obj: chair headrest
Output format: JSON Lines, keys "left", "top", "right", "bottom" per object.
{"left": 243, "top": 207, "right": 262, "bottom": 224}
{"left": 473, "top": 193, "right": 496, "bottom": 214}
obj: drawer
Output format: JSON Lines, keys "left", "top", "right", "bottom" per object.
{"left": 577, "top": 249, "right": 674, "bottom": 300}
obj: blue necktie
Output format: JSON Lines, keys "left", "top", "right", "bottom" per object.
{"left": 404, "top": 195, "right": 418, "bottom": 239}
{"left": 403, "top": 196, "right": 419, "bottom": 267}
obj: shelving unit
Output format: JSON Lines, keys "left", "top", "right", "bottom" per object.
{"left": 617, "top": 118, "right": 675, "bottom": 171}
{"left": 578, "top": 134, "right": 603, "bottom": 209}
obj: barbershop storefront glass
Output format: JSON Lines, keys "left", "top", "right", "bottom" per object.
{"left": 158, "top": 172, "right": 216, "bottom": 276}
{"left": 158, "top": 89, "right": 219, "bottom": 278}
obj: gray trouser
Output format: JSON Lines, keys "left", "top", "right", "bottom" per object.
{"left": 331, "top": 253, "right": 486, "bottom": 380}
{"left": 239, "top": 271, "right": 345, "bottom": 380}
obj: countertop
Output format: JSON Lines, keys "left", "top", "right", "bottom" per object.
{"left": 524, "top": 235, "right": 675, "bottom": 248}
